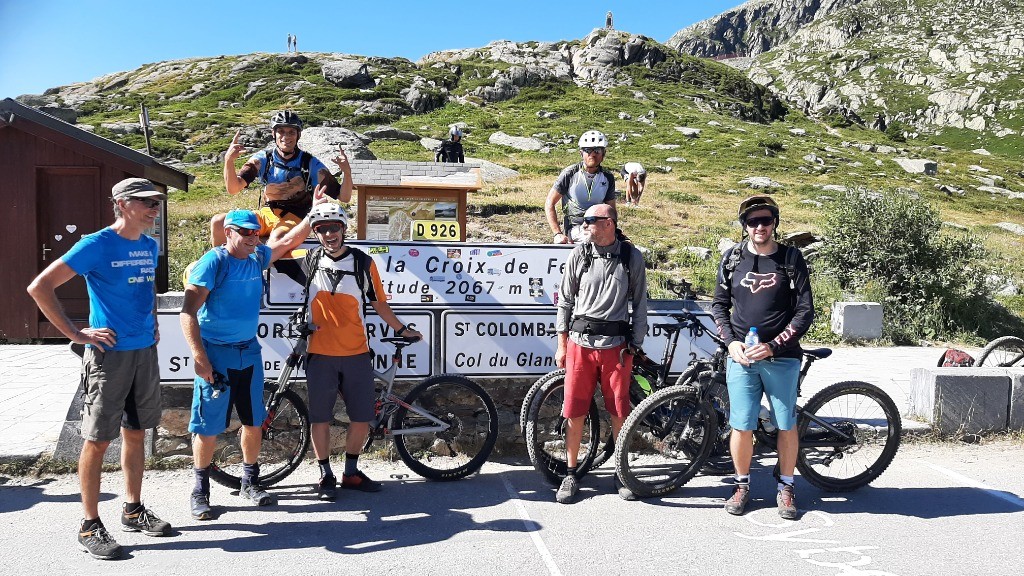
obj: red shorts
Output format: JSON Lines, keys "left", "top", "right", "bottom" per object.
{"left": 563, "top": 340, "right": 633, "bottom": 419}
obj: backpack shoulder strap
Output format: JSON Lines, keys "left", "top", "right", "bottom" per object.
{"left": 213, "top": 246, "right": 231, "bottom": 290}
{"left": 260, "top": 149, "right": 273, "bottom": 184}
{"left": 298, "top": 150, "right": 313, "bottom": 193}
{"left": 346, "top": 247, "right": 376, "bottom": 308}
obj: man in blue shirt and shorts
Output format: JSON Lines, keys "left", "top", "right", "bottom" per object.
{"left": 28, "top": 178, "right": 172, "bottom": 560}
{"left": 180, "top": 203, "right": 321, "bottom": 520}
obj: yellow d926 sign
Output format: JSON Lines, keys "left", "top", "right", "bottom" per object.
{"left": 412, "top": 220, "right": 460, "bottom": 241}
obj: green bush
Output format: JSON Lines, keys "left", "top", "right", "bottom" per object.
{"left": 818, "top": 189, "right": 994, "bottom": 343}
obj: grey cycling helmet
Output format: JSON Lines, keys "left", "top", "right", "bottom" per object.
{"left": 578, "top": 130, "right": 608, "bottom": 148}
{"left": 270, "top": 110, "right": 303, "bottom": 132}
{"left": 308, "top": 203, "right": 349, "bottom": 228}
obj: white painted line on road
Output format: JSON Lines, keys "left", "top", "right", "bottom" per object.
{"left": 500, "top": 473, "right": 562, "bottom": 576}
{"left": 919, "top": 460, "right": 1024, "bottom": 509}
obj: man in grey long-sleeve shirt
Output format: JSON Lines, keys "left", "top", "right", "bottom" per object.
{"left": 553, "top": 203, "right": 647, "bottom": 504}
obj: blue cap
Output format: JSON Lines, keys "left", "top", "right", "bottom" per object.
{"left": 224, "top": 210, "right": 260, "bottom": 230}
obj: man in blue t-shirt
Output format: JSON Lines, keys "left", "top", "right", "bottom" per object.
{"left": 211, "top": 110, "right": 353, "bottom": 249}
{"left": 180, "top": 203, "right": 321, "bottom": 520}
{"left": 27, "top": 178, "right": 172, "bottom": 560}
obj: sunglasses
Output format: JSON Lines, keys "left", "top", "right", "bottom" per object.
{"left": 314, "top": 223, "right": 345, "bottom": 235}
{"left": 581, "top": 147, "right": 606, "bottom": 155}
{"left": 582, "top": 215, "right": 612, "bottom": 225}
{"left": 229, "top": 227, "right": 260, "bottom": 237}
{"left": 745, "top": 216, "right": 775, "bottom": 228}
{"left": 129, "top": 198, "right": 162, "bottom": 209}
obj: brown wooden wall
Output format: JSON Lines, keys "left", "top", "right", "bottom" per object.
{"left": 0, "top": 124, "right": 169, "bottom": 340}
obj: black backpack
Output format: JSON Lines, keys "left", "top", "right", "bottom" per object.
{"left": 259, "top": 148, "right": 315, "bottom": 214}
{"left": 720, "top": 240, "right": 799, "bottom": 292}
{"left": 299, "top": 245, "right": 375, "bottom": 312}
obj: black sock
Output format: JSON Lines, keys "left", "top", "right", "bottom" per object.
{"left": 242, "top": 462, "right": 259, "bottom": 486}
{"left": 81, "top": 518, "right": 102, "bottom": 531}
{"left": 566, "top": 466, "right": 577, "bottom": 478}
{"left": 123, "top": 502, "right": 142, "bottom": 514}
{"left": 344, "top": 453, "right": 359, "bottom": 476}
{"left": 194, "top": 465, "right": 211, "bottom": 495}
{"left": 318, "top": 458, "right": 334, "bottom": 479}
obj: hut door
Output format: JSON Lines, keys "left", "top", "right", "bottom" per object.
{"left": 35, "top": 167, "right": 101, "bottom": 335}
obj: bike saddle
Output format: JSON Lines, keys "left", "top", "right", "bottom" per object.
{"left": 381, "top": 336, "right": 420, "bottom": 345}
{"left": 803, "top": 348, "right": 833, "bottom": 359}
{"left": 653, "top": 322, "right": 684, "bottom": 333}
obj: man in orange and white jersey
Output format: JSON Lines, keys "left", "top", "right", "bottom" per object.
{"left": 298, "top": 203, "right": 422, "bottom": 500}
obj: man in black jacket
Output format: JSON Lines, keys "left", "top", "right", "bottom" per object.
{"left": 435, "top": 126, "right": 465, "bottom": 163}
{"left": 711, "top": 195, "right": 813, "bottom": 520}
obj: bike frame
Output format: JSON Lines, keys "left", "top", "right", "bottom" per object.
{"left": 369, "top": 340, "right": 451, "bottom": 437}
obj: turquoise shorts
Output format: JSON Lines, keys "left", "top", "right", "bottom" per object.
{"left": 726, "top": 357, "right": 801, "bottom": 431}
{"left": 188, "top": 338, "right": 267, "bottom": 436}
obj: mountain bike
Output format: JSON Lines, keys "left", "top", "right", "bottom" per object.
{"left": 615, "top": 310, "right": 903, "bottom": 498}
{"left": 521, "top": 291, "right": 716, "bottom": 485}
{"left": 975, "top": 335, "right": 1024, "bottom": 367}
{"left": 209, "top": 315, "right": 499, "bottom": 488}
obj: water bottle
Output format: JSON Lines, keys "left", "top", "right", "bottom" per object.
{"left": 744, "top": 326, "right": 760, "bottom": 363}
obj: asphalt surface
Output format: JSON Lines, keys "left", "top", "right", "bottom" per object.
{"left": 2, "top": 440, "right": 1022, "bottom": 576}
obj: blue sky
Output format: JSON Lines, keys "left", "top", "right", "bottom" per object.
{"left": 0, "top": 0, "right": 744, "bottom": 98}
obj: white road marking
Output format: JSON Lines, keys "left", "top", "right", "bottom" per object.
{"left": 919, "top": 460, "right": 1024, "bottom": 509}
{"left": 500, "top": 474, "right": 562, "bottom": 576}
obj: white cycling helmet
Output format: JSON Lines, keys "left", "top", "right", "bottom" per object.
{"left": 578, "top": 130, "right": 608, "bottom": 149}
{"left": 308, "top": 203, "right": 349, "bottom": 228}
{"left": 449, "top": 126, "right": 463, "bottom": 139}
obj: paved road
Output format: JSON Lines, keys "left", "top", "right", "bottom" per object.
{"left": 2, "top": 441, "right": 1021, "bottom": 576}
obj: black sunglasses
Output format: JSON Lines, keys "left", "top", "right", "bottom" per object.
{"left": 130, "top": 198, "right": 162, "bottom": 209}
{"left": 314, "top": 223, "right": 345, "bottom": 235}
{"left": 581, "top": 147, "right": 606, "bottom": 155}
{"left": 583, "top": 215, "right": 612, "bottom": 225}
{"left": 745, "top": 216, "right": 775, "bottom": 228}
{"left": 229, "top": 227, "right": 260, "bottom": 237}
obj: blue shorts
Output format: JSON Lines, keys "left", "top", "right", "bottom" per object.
{"left": 188, "top": 338, "right": 267, "bottom": 436}
{"left": 726, "top": 357, "right": 800, "bottom": 431}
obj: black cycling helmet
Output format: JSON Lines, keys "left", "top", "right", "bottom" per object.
{"left": 270, "top": 110, "right": 303, "bottom": 132}
{"left": 738, "top": 195, "right": 780, "bottom": 224}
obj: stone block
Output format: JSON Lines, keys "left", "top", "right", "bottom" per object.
{"left": 1010, "top": 368, "right": 1024, "bottom": 429}
{"left": 910, "top": 368, "right": 1010, "bottom": 433}
{"left": 158, "top": 291, "right": 185, "bottom": 310}
{"left": 830, "top": 301, "right": 883, "bottom": 340}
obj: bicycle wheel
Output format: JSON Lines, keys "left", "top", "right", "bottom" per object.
{"left": 615, "top": 384, "right": 717, "bottom": 498}
{"left": 796, "top": 381, "right": 901, "bottom": 492}
{"left": 209, "top": 383, "right": 311, "bottom": 489}
{"left": 520, "top": 369, "right": 565, "bottom": 436}
{"left": 976, "top": 336, "right": 1024, "bottom": 367}
{"left": 524, "top": 374, "right": 607, "bottom": 485}
{"left": 392, "top": 374, "right": 498, "bottom": 481}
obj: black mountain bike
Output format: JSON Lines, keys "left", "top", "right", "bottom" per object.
{"left": 521, "top": 292, "right": 717, "bottom": 485}
{"left": 209, "top": 315, "right": 499, "bottom": 488}
{"left": 615, "top": 310, "right": 903, "bottom": 498}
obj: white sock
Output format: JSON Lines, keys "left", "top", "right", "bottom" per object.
{"left": 735, "top": 474, "right": 750, "bottom": 485}
{"left": 778, "top": 475, "right": 794, "bottom": 490}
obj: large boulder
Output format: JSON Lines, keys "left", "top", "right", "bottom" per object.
{"left": 363, "top": 126, "right": 420, "bottom": 141}
{"left": 298, "top": 127, "right": 376, "bottom": 161}
{"left": 488, "top": 131, "right": 545, "bottom": 151}
{"left": 893, "top": 158, "right": 938, "bottom": 175}
{"left": 465, "top": 157, "right": 520, "bottom": 182}
{"left": 322, "top": 59, "right": 374, "bottom": 89}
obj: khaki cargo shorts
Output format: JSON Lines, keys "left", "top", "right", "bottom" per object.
{"left": 80, "top": 345, "right": 162, "bottom": 442}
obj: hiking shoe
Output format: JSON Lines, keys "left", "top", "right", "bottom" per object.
{"left": 239, "top": 482, "right": 274, "bottom": 506}
{"left": 777, "top": 484, "right": 798, "bottom": 520}
{"left": 190, "top": 492, "right": 213, "bottom": 521}
{"left": 555, "top": 475, "right": 579, "bottom": 504}
{"left": 614, "top": 474, "right": 636, "bottom": 501}
{"left": 121, "top": 504, "right": 171, "bottom": 536}
{"left": 724, "top": 483, "right": 751, "bottom": 515}
{"left": 341, "top": 470, "right": 382, "bottom": 493}
{"left": 78, "top": 523, "right": 122, "bottom": 560}
{"left": 317, "top": 475, "right": 338, "bottom": 501}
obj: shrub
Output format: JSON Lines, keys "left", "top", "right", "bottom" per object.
{"left": 817, "top": 189, "right": 994, "bottom": 343}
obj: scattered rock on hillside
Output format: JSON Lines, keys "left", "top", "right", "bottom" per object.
{"left": 299, "top": 127, "right": 375, "bottom": 161}
{"left": 488, "top": 131, "right": 545, "bottom": 151}
{"left": 651, "top": 144, "right": 680, "bottom": 149}
{"left": 739, "top": 176, "right": 782, "bottom": 189}
{"left": 972, "top": 148, "right": 992, "bottom": 156}
{"left": 674, "top": 127, "right": 701, "bottom": 137}
{"left": 789, "top": 128, "right": 806, "bottom": 136}
{"left": 894, "top": 158, "right": 937, "bottom": 175}
{"left": 322, "top": 60, "right": 374, "bottom": 88}
{"left": 465, "top": 157, "right": 520, "bottom": 183}
{"left": 684, "top": 247, "right": 712, "bottom": 260}
{"left": 363, "top": 126, "right": 419, "bottom": 141}
{"left": 420, "top": 137, "right": 442, "bottom": 151}
{"left": 996, "top": 222, "right": 1024, "bottom": 236}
